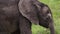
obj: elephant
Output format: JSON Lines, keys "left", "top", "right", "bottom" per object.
{"left": 0, "top": 0, "right": 55, "bottom": 34}
{"left": 18, "top": 0, "right": 55, "bottom": 34}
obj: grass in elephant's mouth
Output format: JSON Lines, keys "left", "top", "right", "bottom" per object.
{"left": 32, "top": 0, "right": 60, "bottom": 34}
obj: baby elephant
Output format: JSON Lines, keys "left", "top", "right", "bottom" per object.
{"left": 18, "top": 0, "right": 55, "bottom": 34}
{"left": 0, "top": 0, "right": 55, "bottom": 34}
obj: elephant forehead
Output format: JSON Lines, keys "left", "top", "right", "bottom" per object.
{"left": 42, "top": 6, "right": 48, "bottom": 14}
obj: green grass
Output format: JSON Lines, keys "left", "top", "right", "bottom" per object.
{"left": 32, "top": 0, "right": 60, "bottom": 34}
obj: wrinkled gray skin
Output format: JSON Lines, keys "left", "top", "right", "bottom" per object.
{"left": 0, "top": 0, "right": 32, "bottom": 34}
{"left": 0, "top": 0, "right": 20, "bottom": 34}
{"left": 0, "top": 0, "right": 55, "bottom": 34}
{"left": 18, "top": 0, "right": 55, "bottom": 34}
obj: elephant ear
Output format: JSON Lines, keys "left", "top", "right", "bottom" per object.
{"left": 18, "top": 0, "right": 39, "bottom": 24}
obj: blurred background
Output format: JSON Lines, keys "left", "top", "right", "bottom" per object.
{"left": 32, "top": 0, "right": 60, "bottom": 34}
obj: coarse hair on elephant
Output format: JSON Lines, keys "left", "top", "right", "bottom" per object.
{"left": 18, "top": 0, "right": 55, "bottom": 34}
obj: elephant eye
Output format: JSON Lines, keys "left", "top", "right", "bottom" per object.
{"left": 44, "top": 13, "right": 51, "bottom": 20}
{"left": 47, "top": 13, "right": 51, "bottom": 17}
{"left": 43, "top": 13, "right": 51, "bottom": 20}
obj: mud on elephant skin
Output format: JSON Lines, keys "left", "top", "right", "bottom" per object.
{"left": 18, "top": 0, "right": 55, "bottom": 34}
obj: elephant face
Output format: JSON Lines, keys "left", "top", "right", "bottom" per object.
{"left": 34, "top": 1, "right": 55, "bottom": 34}
{"left": 32, "top": 0, "right": 54, "bottom": 28}
{"left": 38, "top": 6, "right": 53, "bottom": 28}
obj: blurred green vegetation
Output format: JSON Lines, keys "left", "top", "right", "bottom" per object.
{"left": 32, "top": 0, "right": 60, "bottom": 34}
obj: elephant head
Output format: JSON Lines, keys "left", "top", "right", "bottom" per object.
{"left": 18, "top": 0, "right": 55, "bottom": 34}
